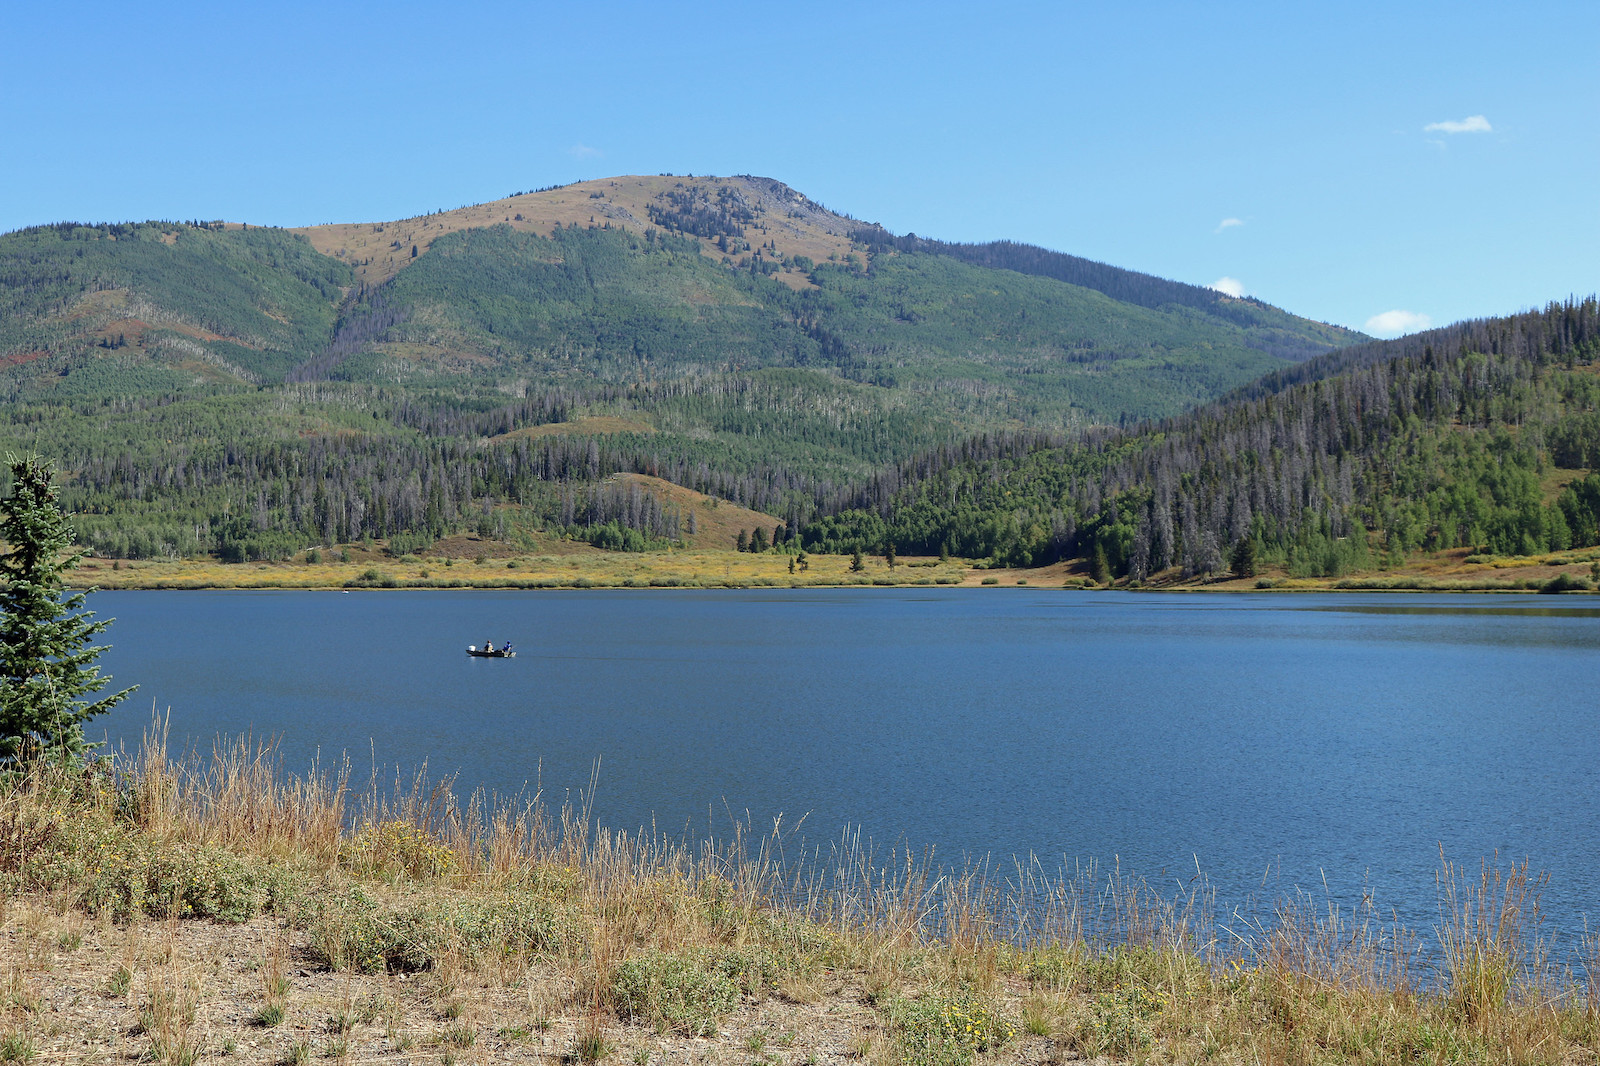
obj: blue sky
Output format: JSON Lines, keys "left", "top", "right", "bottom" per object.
{"left": 2, "top": 1, "right": 1595, "bottom": 337}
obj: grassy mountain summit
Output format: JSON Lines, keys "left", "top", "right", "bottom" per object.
{"left": 0, "top": 175, "right": 1368, "bottom": 561}
{"left": 295, "top": 175, "right": 860, "bottom": 290}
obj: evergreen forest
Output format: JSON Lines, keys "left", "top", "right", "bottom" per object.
{"left": 801, "top": 298, "right": 1600, "bottom": 579}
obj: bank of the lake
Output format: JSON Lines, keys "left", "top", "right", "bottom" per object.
{"left": 67, "top": 547, "right": 967, "bottom": 591}
{"left": 63, "top": 542, "right": 1600, "bottom": 593}
{"left": 4, "top": 733, "right": 1599, "bottom": 1066}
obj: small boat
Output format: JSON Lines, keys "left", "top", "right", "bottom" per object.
{"left": 466, "top": 645, "right": 516, "bottom": 658}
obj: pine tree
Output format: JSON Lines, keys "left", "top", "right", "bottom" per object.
{"left": 850, "top": 549, "right": 865, "bottom": 573}
{"left": 0, "top": 456, "right": 134, "bottom": 765}
{"left": 1090, "top": 543, "right": 1110, "bottom": 585}
{"left": 1230, "top": 536, "right": 1258, "bottom": 578}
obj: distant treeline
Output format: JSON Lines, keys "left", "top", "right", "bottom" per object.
{"left": 54, "top": 408, "right": 810, "bottom": 561}
{"left": 0, "top": 362, "right": 956, "bottom": 561}
{"left": 1225, "top": 297, "right": 1600, "bottom": 400}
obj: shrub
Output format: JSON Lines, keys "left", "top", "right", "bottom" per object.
{"left": 1087, "top": 982, "right": 1165, "bottom": 1055}
{"left": 888, "top": 994, "right": 1016, "bottom": 1066}
{"left": 81, "top": 839, "right": 290, "bottom": 923}
{"left": 1539, "top": 572, "right": 1592, "bottom": 594}
{"left": 1024, "top": 945, "right": 1084, "bottom": 990}
{"left": 299, "top": 886, "right": 574, "bottom": 973}
{"left": 339, "top": 820, "right": 457, "bottom": 881}
{"left": 9, "top": 799, "right": 291, "bottom": 923}
{"left": 609, "top": 950, "right": 741, "bottom": 1036}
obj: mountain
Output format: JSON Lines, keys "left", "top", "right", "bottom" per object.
{"left": 0, "top": 175, "right": 1366, "bottom": 560}
{"left": 801, "top": 298, "right": 1600, "bottom": 581}
{"left": 286, "top": 176, "right": 1363, "bottom": 420}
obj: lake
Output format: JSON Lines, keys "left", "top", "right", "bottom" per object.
{"left": 92, "top": 588, "right": 1600, "bottom": 940}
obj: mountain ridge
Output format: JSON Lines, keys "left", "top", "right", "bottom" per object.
{"left": 0, "top": 175, "right": 1383, "bottom": 563}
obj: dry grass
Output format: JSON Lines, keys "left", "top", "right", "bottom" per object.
{"left": 1091, "top": 544, "right": 1600, "bottom": 593}
{"left": 609, "top": 473, "right": 786, "bottom": 551}
{"left": 2, "top": 728, "right": 1599, "bottom": 1064}
{"left": 67, "top": 542, "right": 966, "bottom": 591}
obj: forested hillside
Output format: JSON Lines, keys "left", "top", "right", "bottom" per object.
{"left": 848, "top": 226, "right": 1359, "bottom": 361}
{"left": 0, "top": 221, "right": 348, "bottom": 393}
{"left": 0, "top": 176, "right": 1368, "bottom": 561}
{"left": 802, "top": 298, "right": 1600, "bottom": 579}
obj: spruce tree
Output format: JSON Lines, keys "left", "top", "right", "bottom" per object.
{"left": 1089, "top": 543, "right": 1111, "bottom": 585}
{"left": 0, "top": 456, "right": 134, "bottom": 765}
{"left": 1230, "top": 536, "right": 1258, "bottom": 578}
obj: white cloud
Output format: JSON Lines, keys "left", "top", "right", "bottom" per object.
{"left": 1214, "top": 217, "right": 1244, "bottom": 234}
{"left": 1424, "top": 115, "right": 1491, "bottom": 134}
{"left": 1364, "top": 310, "right": 1433, "bottom": 337}
{"left": 1209, "top": 276, "right": 1245, "bottom": 298}
{"left": 568, "top": 143, "right": 603, "bottom": 159}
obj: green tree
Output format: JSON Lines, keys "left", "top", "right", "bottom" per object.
{"left": 1090, "top": 543, "right": 1110, "bottom": 585}
{"left": 750, "top": 526, "right": 768, "bottom": 552}
{"left": 1229, "top": 536, "right": 1258, "bottom": 578}
{"left": 0, "top": 456, "right": 135, "bottom": 765}
{"left": 884, "top": 542, "right": 896, "bottom": 569}
{"left": 850, "top": 549, "right": 865, "bottom": 573}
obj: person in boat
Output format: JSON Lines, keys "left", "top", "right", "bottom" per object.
{"left": 484, "top": 640, "right": 493, "bottom": 653}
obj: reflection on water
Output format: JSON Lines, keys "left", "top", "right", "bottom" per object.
{"left": 93, "top": 589, "right": 1600, "bottom": 939}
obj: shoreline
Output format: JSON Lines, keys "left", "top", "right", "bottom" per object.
{"left": 2, "top": 737, "right": 1595, "bottom": 1066}
{"left": 64, "top": 544, "right": 1600, "bottom": 594}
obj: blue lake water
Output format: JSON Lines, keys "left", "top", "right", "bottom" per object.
{"left": 91, "top": 589, "right": 1600, "bottom": 940}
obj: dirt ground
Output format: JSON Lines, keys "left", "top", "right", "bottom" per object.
{"left": 0, "top": 898, "right": 1074, "bottom": 1066}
